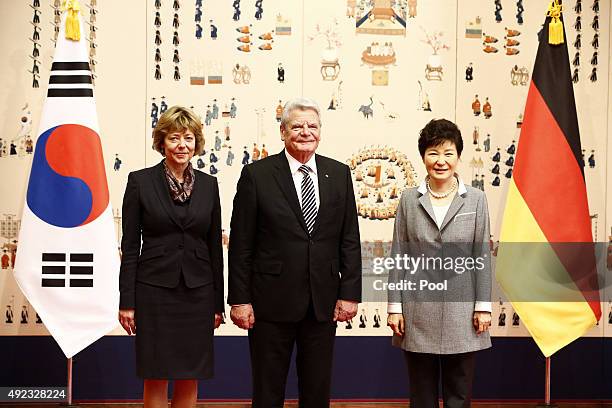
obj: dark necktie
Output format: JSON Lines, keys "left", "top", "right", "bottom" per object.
{"left": 299, "top": 165, "right": 317, "bottom": 234}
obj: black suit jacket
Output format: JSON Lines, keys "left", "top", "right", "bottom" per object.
{"left": 228, "top": 151, "right": 361, "bottom": 322}
{"left": 119, "top": 161, "right": 224, "bottom": 312}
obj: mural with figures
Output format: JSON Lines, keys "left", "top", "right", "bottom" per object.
{"left": 0, "top": 0, "right": 610, "bottom": 338}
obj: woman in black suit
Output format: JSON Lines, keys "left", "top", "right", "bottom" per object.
{"left": 118, "top": 106, "right": 223, "bottom": 408}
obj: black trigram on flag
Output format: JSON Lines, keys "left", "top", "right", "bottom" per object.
{"left": 47, "top": 61, "right": 93, "bottom": 98}
{"left": 41, "top": 252, "right": 94, "bottom": 287}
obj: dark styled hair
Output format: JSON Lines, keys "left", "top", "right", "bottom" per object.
{"left": 418, "top": 119, "right": 463, "bottom": 158}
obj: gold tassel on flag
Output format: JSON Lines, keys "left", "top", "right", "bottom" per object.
{"left": 547, "top": 0, "right": 564, "bottom": 45}
{"left": 63, "top": 0, "right": 81, "bottom": 41}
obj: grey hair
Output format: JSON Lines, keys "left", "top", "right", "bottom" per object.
{"left": 280, "top": 97, "right": 322, "bottom": 128}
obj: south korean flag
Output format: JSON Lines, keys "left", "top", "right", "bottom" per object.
{"left": 14, "top": 1, "right": 120, "bottom": 358}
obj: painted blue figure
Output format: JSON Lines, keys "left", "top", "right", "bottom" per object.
{"left": 226, "top": 148, "right": 234, "bottom": 166}
{"left": 492, "top": 175, "right": 501, "bottom": 186}
{"left": 25, "top": 136, "right": 33, "bottom": 154}
{"left": 9, "top": 143, "right": 17, "bottom": 155}
{"left": 195, "top": 7, "right": 202, "bottom": 22}
{"left": 5, "top": 305, "right": 13, "bottom": 324}
{"left": 277, "top": 63, "right": 285, "bottom": 83}
{"left": 114, "top": 154, "right": 122, "bottom": 171}
{"left": 505, "top": 168, "right": 513, "bottom": 179}
{"left": 212, "top": 100, "right": 219, "bottom": 119}
{"left": 588, "top": 151, "right": 595, "bottom": 168}
{"left": 205, "top": 106, "right": 212, "bottom": 126}
{"left": 196, "top": 23, "right": 203, "bottom": 39}
{"left": 471, "top": 177, "right": 479, "bottom": 188}
{"left": 233, "top": 8, "right": 241, "bottom": 21}
{"left": 495, "top": 0, "right": 502, "bottom": 23}
{"left": 491, "top": 164, "right": 500, "bottom": 175}
{"left": 151, "top": 99, "right": 159, "bottom": 118}
{"left": 214, "top": 132, "right": 222, "bottom": 151}
{"left": 505, "top": 156, "right": 514, "bottom": 167}
{"left": 516, "top": 0, "right": 524, "bottom": 25}
{"left": 210, "top": 151, "right": 218, "bottom": 163}
{"left": 151, "top": 100, "right": 159, "bottom": 128}
{"left": 210, "top": 164, "right": 218, "bottom": 175}
{"left": 255, "top": 0, "right": 263, "bottom": 20}
{"left": 465, "top": 63, "right": 473, "bottom": 81}
{"left": 210, "top": 21, "right": 218, "bottom": 39}
{"left": 160, "top": 97, "right": 168, "bottom": 113}
{"left": 230, "top": 100, "right": 237, "bottom": 118}
{"left": 506, "top": 141, "right": 516, "bottom": 155}
{"left": 195, "top": 0, "right": 202, "bottom": 6}
{"left": 196, "top": 157, "right": 205, "bottom": 169}
{"left": 483, "top": 134, "right": 491, "bottom": 152}
{"left": 492, "top": 149, "right": 501, "bottom": 162}
{"left": 242, "top": 147, "right": 250, "bottom": 165}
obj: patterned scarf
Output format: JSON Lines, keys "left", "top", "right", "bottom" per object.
{"left": 163, "top": 160, "right": 195, "bottom": 202}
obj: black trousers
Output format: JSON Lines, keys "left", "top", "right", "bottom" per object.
{"left": 248, "top": 305, "right": 336, "bottom": 408}
{"left": 404, "top": 351, "right": 476, "bottom": 408}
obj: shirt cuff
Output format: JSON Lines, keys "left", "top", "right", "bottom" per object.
{"left": 387, "top": 302, "right": 402, "bottom": 314}
{"left": 474, "top": 301, "right": 492, "bottom": 312}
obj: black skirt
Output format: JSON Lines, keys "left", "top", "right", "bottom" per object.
{"left": 135, "top": 276, "right": 215, "bottom": 379}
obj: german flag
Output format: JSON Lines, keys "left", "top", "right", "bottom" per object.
{"left": 496, "top": 1, "right": 601, "bottom": 357}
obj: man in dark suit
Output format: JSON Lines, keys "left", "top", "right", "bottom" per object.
{"left": 228, "top": 97, "right": 361, "bottom": 407}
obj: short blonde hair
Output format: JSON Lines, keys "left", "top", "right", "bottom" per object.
{"left": 152, "top": 105, "right": 205, "bottom": 155}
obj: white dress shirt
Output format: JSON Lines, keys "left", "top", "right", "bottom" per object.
{"left": 285, "top": 150, "right": 320, "bottom": 209}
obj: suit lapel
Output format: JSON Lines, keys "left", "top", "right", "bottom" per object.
{"left": 439, "top": 192, "right": 466, "bottom": 231}
{"left": 418, "top": 193, "right": 437, "bottom": 227}
{"left": 418, "top": 190, "right": 467, "bottom": 231}
{"left": 272, "top": 152, "right": 308, "bottom": 234}
{"left": 152, "top": 161, "right": 183, "bottom": 229}
{"left": 310, "top": 155, "right": 329, "bottom": 237}
{"left": 182, "top": 172, "right": 202, "bottom": 228}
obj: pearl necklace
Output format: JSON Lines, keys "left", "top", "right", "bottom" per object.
{"left": 426, "top": 176, "right": 457, "bottom": 199}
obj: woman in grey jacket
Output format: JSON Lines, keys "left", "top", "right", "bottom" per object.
{"left": 387, "top": 119, "right": 492, "bottom": 408}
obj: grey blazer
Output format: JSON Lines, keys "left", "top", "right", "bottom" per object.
{"left": 389, "top": 180, "right": 492, "bottom": 354}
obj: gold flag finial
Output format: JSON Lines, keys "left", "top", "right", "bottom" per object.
{"left": 62, "top": 0, "right": 81, "bottom": 41}
{"left": 547, "top": 0, "right": 564, "bottom": 45}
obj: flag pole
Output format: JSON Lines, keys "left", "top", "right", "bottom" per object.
{"left": 537, "top": 357, "right": 557, "bottom": 408}
{"left": 62, "top": 357, "right": 79, "bottom": 407}
{"left": 545, "top": 357, "right": 551, "bottom": 404}
{"left": 67, "top": 358, "right": 73, "bottom": 405}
